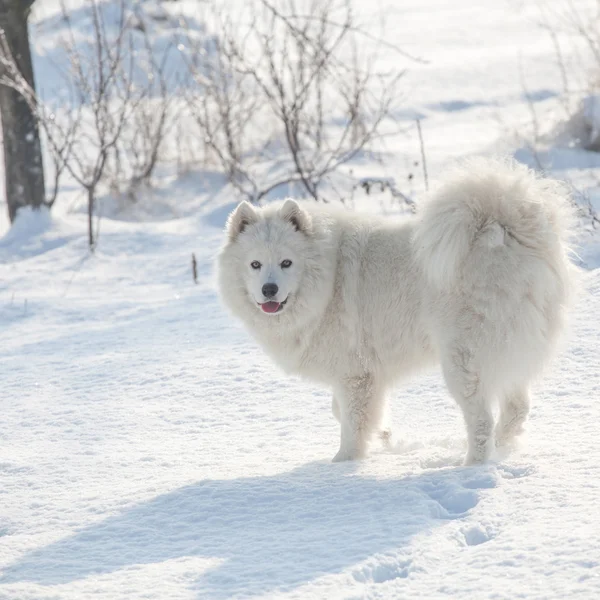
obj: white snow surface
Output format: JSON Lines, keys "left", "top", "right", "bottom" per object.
{"left": 1, "top": 1, "right": 600, "bottom": 599}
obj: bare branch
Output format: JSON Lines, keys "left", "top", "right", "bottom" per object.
{"left": 182, "top": 0, "right": 404, "bottom": 203}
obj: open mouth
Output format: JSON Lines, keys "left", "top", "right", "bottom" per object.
{"left": 258, "top": 297, "right": 288, "bottom": 314}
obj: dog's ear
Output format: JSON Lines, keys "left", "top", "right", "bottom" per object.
{"left": 226, "top": 201, "right": 258, "bottom": 241}
{"left": 280, "top": 199, "right": 312, "bottom": 234}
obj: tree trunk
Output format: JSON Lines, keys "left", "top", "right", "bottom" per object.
{"left": 0, "top": 0, "right": 45, "bottom": 223}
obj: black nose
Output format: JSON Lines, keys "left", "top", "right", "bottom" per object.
{"left": 262, "top": 282, "right": 278, "bottom": 298}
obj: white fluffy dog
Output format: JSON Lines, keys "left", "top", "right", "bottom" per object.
{"left": 217, "top": 158, "right": 575, "bottom": 464}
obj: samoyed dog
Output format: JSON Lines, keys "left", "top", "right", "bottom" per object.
{"left": 217, "top": 158, "right": 575, "bottom": 465}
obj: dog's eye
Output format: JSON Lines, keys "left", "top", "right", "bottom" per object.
{"left": 250, "top": 261, "right": 261, "bottom": 270}
{"left": 281, "top": 259, "right": 292, "bottom": 269}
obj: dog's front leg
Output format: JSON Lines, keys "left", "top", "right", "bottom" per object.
{"left": 331, "top": 395, "right": 341, "bottom": 422}
{"left": 332, "top": 374, "right": 385, "bottom": 462}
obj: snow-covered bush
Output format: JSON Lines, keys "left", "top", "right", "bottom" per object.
{"left": 0, "top": 0, "right": 183, "bottom": 247}
{"left": 511, "top": 1, "right": 600, "bottom": 231}
{"left": 0, "top": 0, "right": 412, "bottom": 245}
{"left": 179, "top": 0, "right": 407, "bottom": 204}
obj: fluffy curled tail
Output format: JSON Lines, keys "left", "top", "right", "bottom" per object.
{"left": 412, "top": 157, "right": 576, "bottom": 289}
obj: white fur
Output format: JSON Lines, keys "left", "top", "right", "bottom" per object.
{"left": 217, "top": 158, "right": 576, "bottom": 465}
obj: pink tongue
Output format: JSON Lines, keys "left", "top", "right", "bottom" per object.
{"left": 261, "top": 301, "right": 280, "bottom": 313}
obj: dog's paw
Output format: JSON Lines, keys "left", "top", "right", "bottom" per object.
{"left": 463, "top": 455, "right": 484, "bottom": 467}
{"left": 463, "top": 449, "right": 492, "bottom": 466}
{"left": 332, "top": 446, "right": 366, "bottom": 462}
{"left": 332, "top": 450, "right": 353, "bottom": 462}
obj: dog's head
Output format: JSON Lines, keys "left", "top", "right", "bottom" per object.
{"left": 218, "top": 199, "right": 323, "bottom": 322}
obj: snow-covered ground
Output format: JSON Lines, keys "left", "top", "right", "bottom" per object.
{"left": 1, "top": 1, "right": 600, "bottom": 599}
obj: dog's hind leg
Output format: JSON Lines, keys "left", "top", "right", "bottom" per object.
{"left": 495, "top": 387, "right": 530, "bottom": 447}
{"left": 442, "top": 348, "right": 495, "bottom": 465}
{"left": 332, "top": 374, "right": 385, "bottom": 462}
{"left": 454, "top": 389, "right": 494, "bottom": 465}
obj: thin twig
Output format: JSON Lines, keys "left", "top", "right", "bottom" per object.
{"left": 192, "top": 253, "right": 198, "bottom": 284}
{"left": 416, "top": 118, "right": 428, "bottom": 191}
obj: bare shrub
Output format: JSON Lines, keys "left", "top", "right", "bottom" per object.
{"left": 181, "top": 0, "right": 410, "bottom": 203}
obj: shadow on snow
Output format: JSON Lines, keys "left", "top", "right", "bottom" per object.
{"left": 1, "top": 460, "right": 497, "bottom": 597}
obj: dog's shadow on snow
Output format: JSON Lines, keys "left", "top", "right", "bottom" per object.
{"left": 1, "top": 461, "right": 499, "bottom": 597}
